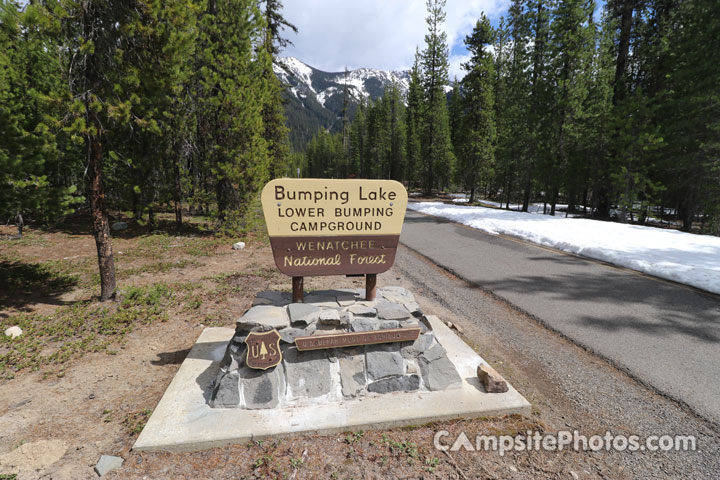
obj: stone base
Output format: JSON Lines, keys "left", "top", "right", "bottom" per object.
{"left": 209, "top": 287, "right": 463, "bottom": 408}
{"left": 133, "top": 315, "right": 531, "bottom": 452}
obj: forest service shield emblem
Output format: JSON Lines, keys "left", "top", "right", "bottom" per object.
{"left": 245, "top": 329, "right": 282, "bottom": 370}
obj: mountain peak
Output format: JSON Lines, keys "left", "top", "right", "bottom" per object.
{"left": 274, "top": 57, "right": 411, "bottom": 150}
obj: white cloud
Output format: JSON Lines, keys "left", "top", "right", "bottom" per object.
{"left": 448, "top": 52, "right": 471, "bottom": 81}
{"left": 281, "top": 0, "right": 510, "bottom": 75}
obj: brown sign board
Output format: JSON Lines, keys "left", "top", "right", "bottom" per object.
{"left": 261, "top": 179, "right": 408, "bottom": 277}
{"left": 295, "top": 327, "right": 421, "bottom": 351}
{"left": 245, "top": 330, "right": 282, "bottom": 370}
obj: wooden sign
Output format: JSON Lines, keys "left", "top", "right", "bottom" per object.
{"left": 261, "top": 179, "right": 408, "bottom": 277}
{"left": 295, "top": 327, "right": 421, "bottom": 351}
{"left": 245, "top": 330, "right": 282, "bottom": 370}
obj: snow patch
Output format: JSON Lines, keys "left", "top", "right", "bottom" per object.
{"left": 408, "top": 202, "right": 720, "bottom": 295}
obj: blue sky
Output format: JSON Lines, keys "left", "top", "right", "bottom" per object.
{"left": 281, "top": 0, "right": 512, "bottom": 79}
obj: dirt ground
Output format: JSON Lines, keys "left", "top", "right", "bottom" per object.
{"left": 0, "top": 214, "right": 715, "bottom": 479}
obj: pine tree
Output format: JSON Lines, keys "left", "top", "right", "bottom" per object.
{"left": 262, "top": 0, "right": 295, "bottom": 179}
{"left": 657, "top": 0, "right": 720, "bottom": 231}
{"left": 405, "top": 50, "right": 423, "bottom": 188}
{"left": 459, "top": 15, "right": 496, "bottom": 204}
{"left": 0, "top": 2, "right": 79, "bottom": 236}
{"left": 59, "top": 0, "right": 151, "bottom": 300}
{"left": 521, "top": 0, "right": 552, "bottom": 212}
{"left": 195, "top": 0, "right": 270, "bottom": 226}
{"left": 546, "top": 0, "right": 595, "bottom": 215}
{"left": 420, "top": 0, "right": 454, "bottom": 195}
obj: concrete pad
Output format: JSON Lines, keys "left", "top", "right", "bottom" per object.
{"left": 133, "top": 315, "right": 530, "bottom": 452}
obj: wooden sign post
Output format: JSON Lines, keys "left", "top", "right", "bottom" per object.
{"left": 261, "top": 179, "right": 408, "bottom": 301}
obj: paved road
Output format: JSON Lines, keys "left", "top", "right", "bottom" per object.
{"left": 400, "top": 209, "right": 720, "bottom": 425}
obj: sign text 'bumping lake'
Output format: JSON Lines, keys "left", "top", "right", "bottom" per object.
{"left": 261, "top": 179, "right": 408, "bottom": 276}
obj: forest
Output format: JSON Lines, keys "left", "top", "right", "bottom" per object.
{"left": 1, "top": 0, "right": 297, "bottom": 299}
{"left": 303, "top": 0, "right": 720, "bottom": 235}
{"left": 1, "top": 0, "right": 719, "bottom": 302}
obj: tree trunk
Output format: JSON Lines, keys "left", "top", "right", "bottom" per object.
{"left": 16, "top": 212, "right": 23, "bottom": 237}
{"left": 87, "top": 126, "right": 116, "bottom": 301}
{"left": 522, "top": 168, "right": 532, "bottom": 212}
{"left": 469, "top": 186, "right": 476, "bottom": 204}
{"left": 173, "top": 157, "right": 183, "bottom": 230}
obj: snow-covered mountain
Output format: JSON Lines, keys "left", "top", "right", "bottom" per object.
{"left": 274, "top": 57, "right": 410, "bottom": 108}
{"left": 273, "top": 57, "right": 410, "bottom": 149}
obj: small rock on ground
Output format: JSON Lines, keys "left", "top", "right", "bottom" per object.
{"left": 232, "top": 241, "right": 246, "bottom": 250}
{"left": 4, "top": 325, "right": 22, "bottom": 338}
{"left": 94, "top": 455, "right": 124, "bottom": 477}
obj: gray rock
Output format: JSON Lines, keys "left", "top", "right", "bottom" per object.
{"left": 232, "top": 241, "right": 246, "bottom": 250}
{"left": 4, "top": 325, "right": 22, "bottom": 338}
{"left": 366, "top": 348, "right": 404, "bottom": 380}
{"left": 317, "top": 308, "right": 342, "bottom": 325}
{"left": 376, "top": 303, "right": 412, "bottom": 321}
{"left": 339, "top": 355, "right": 366, "bottom": 397}
{"left": 94, "top": 455, "right": 124, "bottom": 477}
{"left": 279, "top": 324, "right": 316, "bottom": 343}
{"left": 420, "top": 343, "right": 447, "bottom": 363}
{"left": 347, "top": 304, "right": 376, "bottom": 317}
{"left": 237, "top": 305, "right": 290, "bottom": 333}
{"left": 284, "top": 347, "right": 332, "bottom": 398}
{"left": 368, "top": 375, "right": 420, "bottom": 394}
{"left": 210, "top": 371, "right": 240, "bottom": 407}
{"left": 401, "top": 333, "right": 436, "bottom": 359}
{"left": 378, "top": 286, "right": 415, "bottom": 304}
{"left": 239, "top": 363, "right": 285, "bottom": 409}
{"left": 351, "top": 317, "right": 379, "bottom": 332}
{"left": 287, "top": 303, "right": 321, "bottom": 326}
{"left": 419, "top": 355, "right": 462, "bottom": 391}
{"left": 219, "top": 342, "right": 244, "bottom": 371}
{"left": 379, "top": 320, "right": 400, "bottom": 330}
{"left": 111, "top": 221, "right": 128, "bottom": 231}
{"left": 403, "top": 301, "right": 423, "bottom": 317}
{"left": 335, "top": 291, "right": 357, "bottom": 306}
{"left": 253, "top": 290, "right": 291, "bottom": 306}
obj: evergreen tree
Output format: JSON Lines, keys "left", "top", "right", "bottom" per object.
{"left": 419, "top": 0, "right": 454, "bottom": 194}
{"left": 262, "top": 0, "right": 295, "bottom": 179}
{"left": 459, "top": 15, "right": 496, "bottom": 204}
{"left": 59, "top": 0, "right": 162, "bottom": 300}
{"left": 195, "top": 0, "right": 270, "bottom": 226}
{"left": 405, "top": 50, "right": 423, "bottom": 188}
{"left": 0, "top": 2, "right": 79, "bottom": 236}
{"left": 546, "top": 0, "right": 595, "bottom": 215}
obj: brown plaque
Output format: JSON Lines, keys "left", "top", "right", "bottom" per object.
{"left": 245, "top": 330, "right": 282, "bottom": 370}
{"left": 270, "top": 235, "right": 399, "bottom": 276}
{"left": 295, "top": 327, "right": 421, "bottom": 351}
